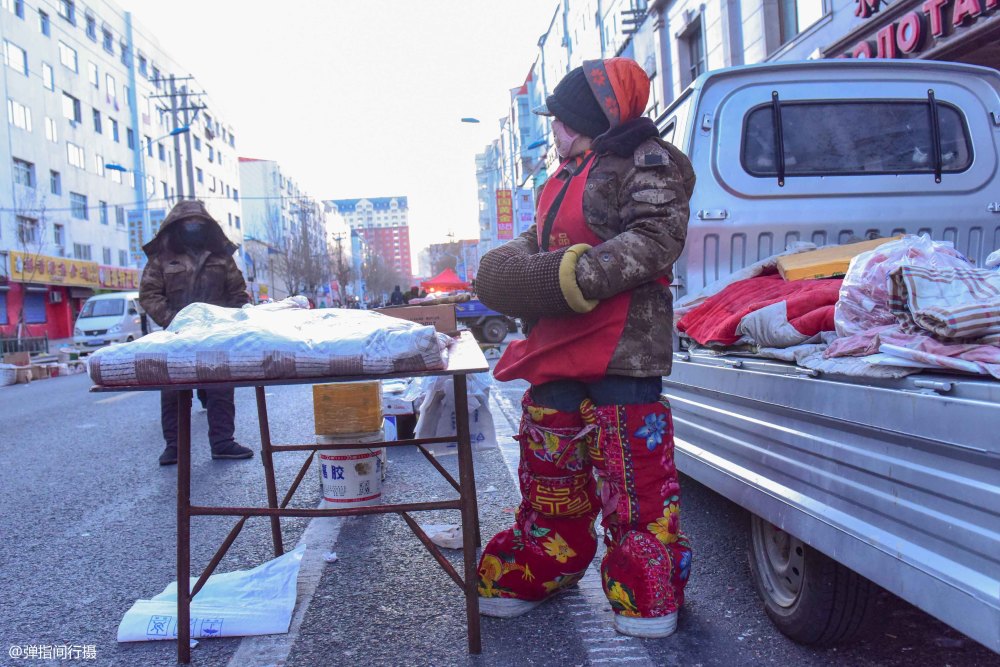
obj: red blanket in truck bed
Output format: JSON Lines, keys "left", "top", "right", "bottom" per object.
{"left": 676, "top": 272, "right": 842, "bottom": 347}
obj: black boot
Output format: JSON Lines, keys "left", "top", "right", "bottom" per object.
{"left": 211, "top": 441, "right": 254, "bottom": 460}
{"left": 159, "top": 445, "right": 178, "bottom": 466}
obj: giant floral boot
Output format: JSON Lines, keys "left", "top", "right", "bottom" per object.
{"left": 478, "top": 391, "right": 600, "bottom": 618}
{"left": 582, "top": 397, "right": 692, "bottom": 638}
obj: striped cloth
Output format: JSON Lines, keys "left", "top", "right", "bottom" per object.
{"left": 889, "top": 265, "right": 1000, "bottom": 345}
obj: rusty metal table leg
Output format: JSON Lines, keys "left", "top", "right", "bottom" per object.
{"left": 256, "top": 386, "right": 284, "bottom": 557}
{"left": 453, "top": 374, "right": 482, "bottom": 654}
{"left": 177, "top": 389, "right": 193, "bottom": 664}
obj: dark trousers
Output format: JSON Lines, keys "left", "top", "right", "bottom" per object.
{"left": 161, "top": 388, "right": 237, "bottom": 449}
{"left": 530, "top": 375, "right": 662, "bottom": 411}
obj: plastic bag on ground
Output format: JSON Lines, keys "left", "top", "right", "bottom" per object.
{"left": 117, "top": 544, "right": 305, "bottom": 642}
{"left": 833, "top": 234, "right": 970, "bottom": 339}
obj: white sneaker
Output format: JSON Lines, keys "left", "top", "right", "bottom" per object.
{"left": 613, "top": 612, "right": 678, "bottom": 638}
{"left": 478, "top": 596, "right": 545, "bottom": 619}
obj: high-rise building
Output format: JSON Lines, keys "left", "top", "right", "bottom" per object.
{"left": 324, "top": 197, "right": 412, "bottom": 289}
{"left": 0, "top": 0, "right": 241, "bottom": 340}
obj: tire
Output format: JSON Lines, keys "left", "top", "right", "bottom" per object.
{"left": 481, "top": 318, "right": 508, "bottom": 344}
{"left": 470, "top": 326, "right": 486, "bottom": 343}
{"left": 126, "top": 336, "right": 134, "bottom": 342}
{"left": 747, "top": 513, "right": 876, "bottom": 646}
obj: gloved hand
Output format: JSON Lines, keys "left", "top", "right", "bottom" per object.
{"left": 475, "top": 243, "right": 598, "bottom": 320}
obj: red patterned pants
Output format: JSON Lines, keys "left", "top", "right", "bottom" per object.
{"left": 478, "top": 391, "right": 691, "bottom": 618}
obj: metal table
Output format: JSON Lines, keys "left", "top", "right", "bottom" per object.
{"left": 91, "top": 331, "right": 489, "bottom": 663}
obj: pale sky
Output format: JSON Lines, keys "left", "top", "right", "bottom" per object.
{"left": 122, "top": 0, "right": 559, "bottom": 273}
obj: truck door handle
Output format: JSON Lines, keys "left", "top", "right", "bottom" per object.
{"left": 697, "top": 209, "right": 729, "bottom": 220}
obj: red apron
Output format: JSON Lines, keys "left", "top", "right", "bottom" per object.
{"left": 494, "top": 153, "right": 631, "bottom": 385}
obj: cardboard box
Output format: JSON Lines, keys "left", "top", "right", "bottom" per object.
{"left": 3, "top": 352, "right": 30, "bottom": 367}
{"left": 29, "top": 364, "right": 50, "bottom": 380}
{"left": 14, "top": 367, "right": 31, "bottom": 384}
{"left": 313, "top": 381, "right": 383, "bottom": 435}
{"left": 777, "top": 237, "right": 901, "bottom": 281}
{"left": 382, "top": 395, "right": 416, "bottom": 416}
{"left": 376, "top": 304, "right": 457, "bottom": 334}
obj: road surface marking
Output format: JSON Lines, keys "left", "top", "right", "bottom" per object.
{"left": 226, "top": 513, "right": 344, "bottom": 667}
{"left": 95, "top": 393, "right": 138, "bottom": 405}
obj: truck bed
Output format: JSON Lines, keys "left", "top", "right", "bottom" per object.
{"left": 662, "top": 352, "right": 1000, "bottom": 652}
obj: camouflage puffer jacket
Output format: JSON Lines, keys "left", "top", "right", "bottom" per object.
{"left": 477, "top": 136, "right": 695, "bottom": 378}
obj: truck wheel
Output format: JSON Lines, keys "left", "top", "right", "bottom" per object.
{"left": 481, "top": 318, "right": 508, "bottom": 344}
{"left": 470, "top": 326, "right": 486, "bottom": 343}
{"left": 747, "top": 514, "right": 875, "bottom": 646}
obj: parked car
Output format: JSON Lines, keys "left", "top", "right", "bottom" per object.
{"left": 661, "top": 60, "right": 999, "bottom": 653}
{"left": 73, "top": 291, "right": 154, "bottom": 349}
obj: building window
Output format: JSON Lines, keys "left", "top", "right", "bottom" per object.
{"left": 102, "top": 247, "right": 111, "bottom": 264}
{"left": 94, "top": 154, "right": 105, "bottom": 177}
{"left": 73, "top": 243, "right": 91, "bottom": 261}
{"left": 105, "top": 73, "right": 116, "bottom": 101}
{"left": 85, "top": 13, "right": 95, "bottom": 40}
{"left": 54, "top": 223, "right": 64, "bottom": 247}
{"left": 207, "top": 145, "right": 214, "bottom": 163}
{"left": 233, "top": 188, "right": 239, "bottom": 201}
{"left": 227, "top": 212, "right": 232, "bottom": 227}
{"left": 229, "top": 133, "right": 235, "bottom": 148}
{"left": 42, "top": 62, "right": 53, "bottom": 90}
{"left": 235, "top": 215, "right": 241, "bottom": 230}
{"left": 57, "top": 41, "right": 77, "bottom": 72}
{"left": 118, "top": 249, "right": 127, "bottom": 266}
{"left": 193, "top": 136, "right": 201, "bottom": 151}
{"left": 111, "top": 118, "right": 119, "bottom": 142}
{"left": 69, "top": 192, "right": 87, "bottom": 219}
{"left": 102, "top": 28, "right": 113, "bottom": 54}
{"left": 119, "top": 41, "right": 129, "bottom": 66}
{"left": 92, "top": 108, "right": 102, "bottom": 134}
{"left": 50, "top": 170, "right": 60, "bottom": 194}
{"left": 110, "top": 168, "right": 121, "bottom": 184}
{"left": 17, "top": 216, "right": 38, "bottom": 244}
{"left": 12, "top": 158, "right": 34, "bottom": 187}
{"left": 45, "top": 116, "right": 57, "bottom": 142}
{"left": 145, "top": 135, "right": 152, "bottom": 157}
{"left": 138, "top": 54, "right": 147, "bottom": 76}
{"left": 62, "top": 92, "right": 81, "bottom": 123}
{"left": 115, "top": 205, "right": 125, "bottom": 228}
{"left": 161, "top": 181, "right": 168, "bottom": 200}
{"left": 87, "top": 62, "right": 98, "bottom": 88}
{"left": 4, "top": 40, "right": 27, "bottom": 76}
{"left": 151, "top": 66, "right": 160, "bottom": 88}
{"left": 99, "top": 203, "right": 108, "bottom": 226}
{"left": 195, "top": 167, "right": 203, "bottom": 183}
{"left": 7, "top": 99, "right": 31, "bottom": 131}
{"left": 58, "top": 0, "right": 74, "bottom": 25}
{"left": 682, "top": 18, "right": 706, "bottom": 87}
{"left": 38, "top": 9, "right": 50, "bottom": 35}
{"left": 67, "top": 142, "right": 85, "bottom": 168}
{"left": 126, "top": 127, "right": 135, "bottom": 149}
{"left": 779, "top": 0, "right": 824, "bottom": 44}
{"left": 157, "top": 142, "right": 165, "bottom": 161}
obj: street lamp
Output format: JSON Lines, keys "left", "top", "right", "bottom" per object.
{"left": 460, "top": 117, "right": 481, "bottom": 124}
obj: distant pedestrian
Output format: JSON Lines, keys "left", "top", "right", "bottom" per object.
{"left": 390, "top": 285, "right": 405, "bottom": 305}
{"left": 405, "top": 286, "right": 420, "bottom": 303}
{"left": 139, "top": 200, "right": 254, "bottom": 466}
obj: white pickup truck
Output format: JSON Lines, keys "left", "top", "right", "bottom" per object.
{"left": 659, "top": 60, "right": 999, "bottom": 653}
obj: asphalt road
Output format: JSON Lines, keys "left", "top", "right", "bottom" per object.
{"left": 0, "top": 348, "right": 996, "bottom": 667}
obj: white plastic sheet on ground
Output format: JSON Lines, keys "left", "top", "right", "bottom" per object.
{"left": 117, "top": 544, "right": 305, "bottom": 643}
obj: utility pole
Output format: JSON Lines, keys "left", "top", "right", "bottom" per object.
{"left": 169, "top": 75, "right": 184, "bottom": 201}
{"left": 182, "top": 84, "right": 196, "bottom": 199}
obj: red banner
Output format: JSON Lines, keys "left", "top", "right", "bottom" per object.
{"left": 496, "top": 189, "right": 513, "bottom": 240}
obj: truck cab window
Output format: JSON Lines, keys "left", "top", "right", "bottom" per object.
{"left": 741, "top": 100, "right": 972, "bottom": 177}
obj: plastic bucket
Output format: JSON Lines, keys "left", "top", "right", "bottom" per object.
{"left": 317, "top": 431, "right": 384, "bottom": 507}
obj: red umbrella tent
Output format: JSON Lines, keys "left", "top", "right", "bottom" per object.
{"left": 421, "top": 268, "right": 469, "bottom": 292}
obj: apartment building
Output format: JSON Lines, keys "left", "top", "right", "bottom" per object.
{"left": 0, "top": 0, "right": 241, "bottom": 340}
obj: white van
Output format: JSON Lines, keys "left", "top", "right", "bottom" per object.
{"left": 73, "top": 291, "right": 153, "bottom": 348}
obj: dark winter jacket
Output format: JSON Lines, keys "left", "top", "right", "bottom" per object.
{"left": 476, "top": 58, "right": 696, "bottom": 378}
{"left": 139, "top": 200, "right": 249, "bottom": 328}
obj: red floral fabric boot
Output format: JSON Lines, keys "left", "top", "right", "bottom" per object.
{"left": 582, "top": 397, "right": 692, "bottom": 638}
{"left": 478, "top": 391, "right": 600, "bottom": 618}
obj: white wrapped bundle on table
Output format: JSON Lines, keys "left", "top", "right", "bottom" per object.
{"left": 88, "top": 296, "right": 452, "bottom": 387}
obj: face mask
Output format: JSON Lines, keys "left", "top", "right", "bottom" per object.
{"left": 179, "top": 221, "right": 207, "bottom": 249}
{"left": 552, "top": 119, "right": 581, "bottom": 159}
